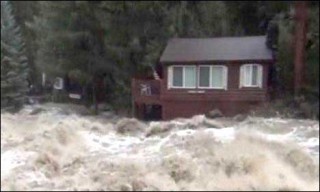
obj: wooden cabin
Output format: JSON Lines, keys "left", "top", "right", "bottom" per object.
{"left": 132, "top": 36, "right": 275, "bottom": 120}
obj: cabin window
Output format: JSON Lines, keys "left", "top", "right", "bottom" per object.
{"left": 169, "top": 65, "right": 227, "bottom": 89}
{"left": 198, "top": 65, "right": 228, "bottom": 89}
{"left": 172, "top": 66, "right": 183, "bottom": 87}
{"left": 199, "top": 66, "right": 210, "bottom": 87}
{"left": 240, "top": 64, "right": 263, "bottom": 88}
{"left": 184, "top": 66, "right": 196, "bottom": 88}
{"left": 211, "top": 66, "right": 225, "bottom": 88}
{"left": 170, "top": 66, "right": 196, "bottom": 88}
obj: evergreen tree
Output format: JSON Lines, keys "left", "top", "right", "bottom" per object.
{"left": 305, "top": 2, "right": 319, "bottom": 94}
{"left": 12, "top": 1, "right": 39, "bottom": 84}
{"left": 98, "top": 2, "right": 173, "bottom": 108}
{"left": 1, "top": 1, "right": 29, "bottom": 110}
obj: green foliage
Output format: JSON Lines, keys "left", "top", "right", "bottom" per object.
{"left": 28, "top": 2, "right": 109, "bottom": 78}
{"left": 274, "top": 2, "right": 319, "bottom": 97}
{"left": 11, "top": 1, "right": 39, "bottom": 84}
{"left": 276, "top": 12, "right": 295, "bottom": 92}
{"left": 1, "top": 1, "right": 29, "bottom": 110}
{"left": 68, "top": 69, "right": 89, "bottom": 86}
{"left": 305, "top": 4, "right": 319, "bottom": 92}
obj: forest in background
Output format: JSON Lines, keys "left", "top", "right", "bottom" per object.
{"left": 1, "top": 1, "right": 319, "bottom": 116}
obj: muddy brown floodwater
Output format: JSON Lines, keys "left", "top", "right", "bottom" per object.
{"left": 1, "top": 103, "right": 319, "bottom": 191}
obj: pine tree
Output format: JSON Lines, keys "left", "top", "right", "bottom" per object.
{"left": 1, "top": 1, "right": 29, "bottom": 110}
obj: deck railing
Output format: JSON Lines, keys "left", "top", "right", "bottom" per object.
{"left": 131, "top": 78, "right": 162, "bottom": 102}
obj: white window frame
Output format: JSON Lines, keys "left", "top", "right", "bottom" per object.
{"left": 168, "top": 65, "right": 197, "bottom": 89}
{"left": 198, "top": 65, "right": 228, "bottom": 90}
{"left": 239, "top": 64, "right": 263, "bottom": 88}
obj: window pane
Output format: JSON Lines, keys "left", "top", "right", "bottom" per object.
{"left": 212, "top": 67, "right": 223, "bottom": 87}
{"left": 252, "top": 65, "right": 258, "bottom": 86}
{"left": 184, "top": 66, "right": 196, "bottom": 87}
{"left": 245, "top": 65, "right": 251, "bottom": 85}
{"left": 199, "top": 66, "right": 210, "bottom": 87}
{"left": 173, "top": 67, "right": 183, "bottom": 87}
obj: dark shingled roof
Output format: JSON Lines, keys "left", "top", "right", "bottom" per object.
{"left": 160, "top": 36, "right": 273, "bottom": 63}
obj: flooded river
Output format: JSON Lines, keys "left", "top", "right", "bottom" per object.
{"left": 1, "top": 103, "right": 319, "bottom": 191}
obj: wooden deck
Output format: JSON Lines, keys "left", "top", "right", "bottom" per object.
{"left": 131, "top": 78, "right": 162, "bottom": 105}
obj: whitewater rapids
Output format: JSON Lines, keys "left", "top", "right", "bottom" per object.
{"left": 1, "top": 103, "right": 319, "bottom": 191}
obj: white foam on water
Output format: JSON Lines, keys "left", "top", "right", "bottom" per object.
{"left": 1, "top": 150, "right": 36, "bottom": 177}
{"left": 205, "top": 127, "right": 236, "bottom": 142}
{"left": 1, "top": 104, "right": 319, "bottom": 191}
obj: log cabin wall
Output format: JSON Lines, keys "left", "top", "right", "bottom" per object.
{"left": 158, "top": 61, "right": 271, "bottom": 120}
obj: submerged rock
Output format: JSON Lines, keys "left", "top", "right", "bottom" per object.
{"left": 202, "top": 119, "right": 224, "bottom": 128}
{"left": 115, "top": 118, "right": 147, "bottom": 135}
{"left": 206, "top": 109, "right": 223, "bottom": 119}
{"left": 146, "top": 122, "right": 176, "bottom": 137}
{"left": 233, "top": 114, "right": 247, "bottom": 122}
{"left": 29, "top": 107, "right": 45, "bottom": 115}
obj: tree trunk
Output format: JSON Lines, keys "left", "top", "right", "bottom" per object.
{"left": 92, "top": 81, "right": 98, "bottom": 115}
{"left": 294, "top": 1, "right": 308, "bottom": 95}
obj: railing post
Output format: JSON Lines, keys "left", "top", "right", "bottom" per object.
{"left": 131, "top": 98, "right": 135, "bottom": 118}
{"left": 159, "top": 79, "right": 163, "bottom": 96}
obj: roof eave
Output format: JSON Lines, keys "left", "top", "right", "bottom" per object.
{"left": 159, "top": 58, "right": 274, "bottom": 64}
